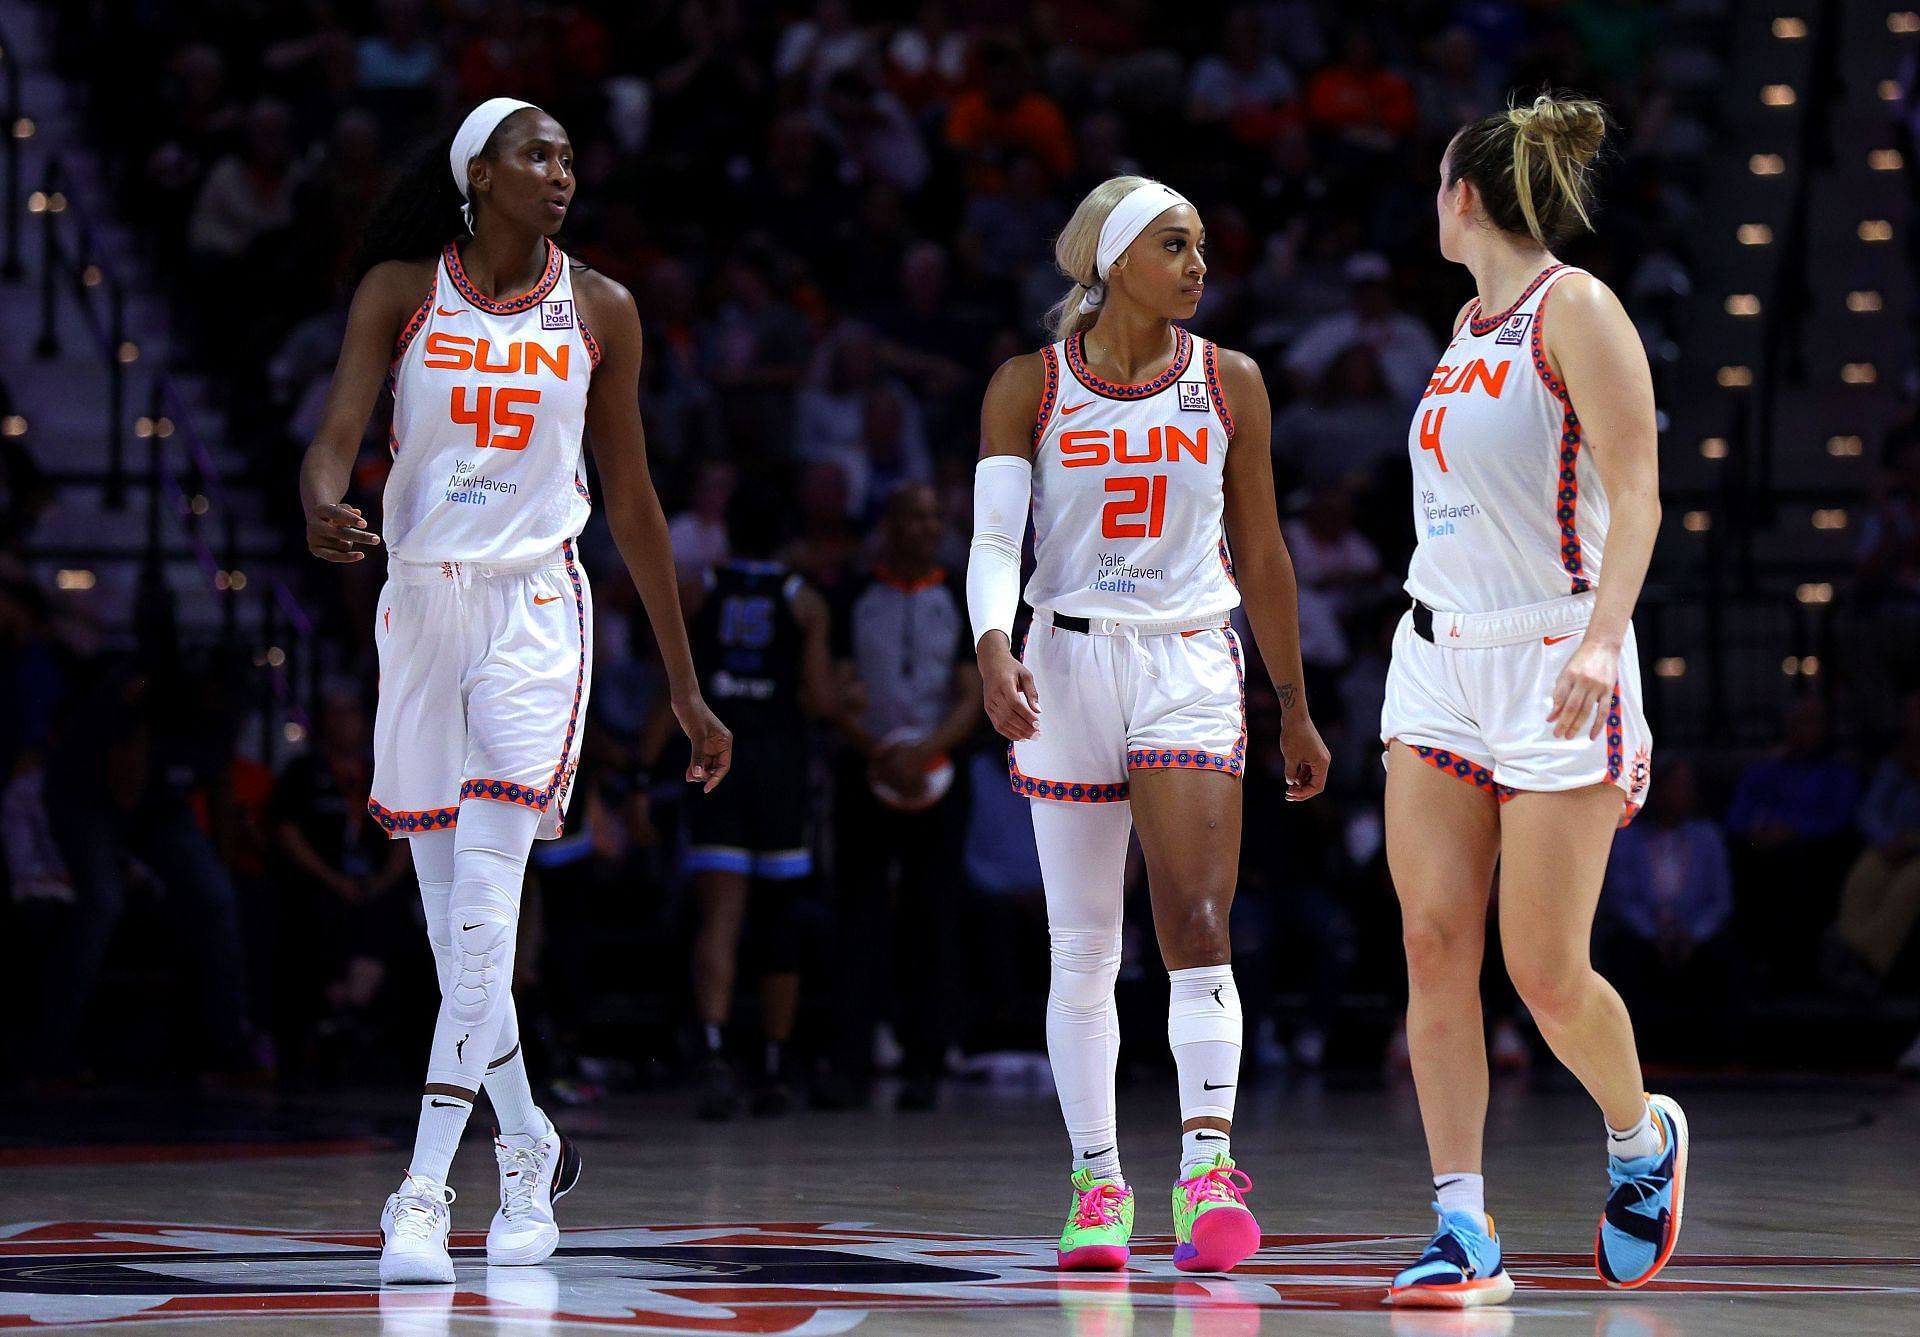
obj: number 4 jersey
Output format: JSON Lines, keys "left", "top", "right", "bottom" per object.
{"left": 1025, "top": 327, "right": 1241, "bottom": 623}
{"left": 1405, "top": 263, "right": 1609, "bottom": 614}
{"left": 384, "top": 238, "right": 598, "bottom": 564}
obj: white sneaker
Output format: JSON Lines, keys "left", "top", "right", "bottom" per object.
{"left": 486, "top": 1117, "right": 582, "bottom": 1266}
{"left": 380, "top": 1176, "right": 456, "bottom": 1285}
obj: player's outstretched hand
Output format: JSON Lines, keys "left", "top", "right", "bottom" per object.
{"left": 307, "top": 502, "right": 382, "bottom": 562}
{"left": 977, "top": 634, "right": 1040, "bottom": 742}
{"left": 1279, "top": 711, "right": 1330, "bottom": 801}
{"left": 675, "top": 695, "right": 733, "bottom": 792}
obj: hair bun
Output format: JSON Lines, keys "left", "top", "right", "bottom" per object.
{"left": 1509, "top": 93, "right": 1607, "bottom": 168}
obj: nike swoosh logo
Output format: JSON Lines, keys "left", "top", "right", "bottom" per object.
{"left": 1543, "top": 633, "right": 1578, "bottom": 646}
{"left": 436, "top": 306, "right": 468, "bottom": 317}
{"left": 462, "top": 922, "right": 483, "bottom": 931}
{"left": 1194, "top": 1132, "right": 1228, "bottom": 1141}
{"left": 1080, "top": 1146, "right": 1115, "bottom": 1159}
{"left": 1202, "top": 1080, "right": 1234, "bottom": 1091}
{"left": 534, "top": 594, "right": 562, "bottom": 605}
{"left": 429, "top": 1098, "right": 464, "bottom": 1108}
{"left": 1060, "top": 401, "right": 1094, "bottom": 416}
{"left": 1435, "top": 1177, "right": 1465, "bottom": 1189}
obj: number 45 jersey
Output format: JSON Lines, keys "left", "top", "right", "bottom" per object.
{"left": 1025, "top": 327, "right": 1242, "bottom": 623}
{"left": 384, "top": 238, "right": 598, "bottom": 564}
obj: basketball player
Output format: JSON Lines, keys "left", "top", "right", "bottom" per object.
{"left": 1380, "top": 95, "right": 1684, "bottom": 1307}
{"left": 967, "top": 177, "right": 1331, "bottom": 1274}
{"left": 299, "top": 99, "right": 732, "bottom": 1283}
{"left": 664, "top": 481, "right": 833, "bottom": 1121}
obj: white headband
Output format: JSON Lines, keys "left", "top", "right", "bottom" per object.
{"left": 449, "top": 97, "right": 540, "bottom": 201}
{"left": 1077, "top": 182, "right": 1193, "bottom": 314}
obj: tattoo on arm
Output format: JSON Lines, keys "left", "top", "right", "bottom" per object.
{"left": 1277, "top": 682, "right": 1298, "bottom": 712}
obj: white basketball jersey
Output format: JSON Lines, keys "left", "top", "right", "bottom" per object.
{"left": 384, "top": 239, "right": 597, "bottom": 564}
{"left": 1404, "top": 264, "right": 1609, "bottom": 613}
{"left": 1025, "top": 327, "right": 1241, "bottom": 622}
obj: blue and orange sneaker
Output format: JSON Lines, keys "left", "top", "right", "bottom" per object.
{"left": 1170, "top": 1154, "right": 1260, "bottom": 1273}
{"left": 1595, "top": 1092, "right": 1689, "bottom": 1288}
{"left": 1059, "top": 1168, "right": 1134, "bottom": 1270}
{"left": 1386, "top": 1206, "right": 1515, "bottom": 1308}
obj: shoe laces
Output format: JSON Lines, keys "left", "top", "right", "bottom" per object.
{"left": 392, "top": 1176, "right": 453, "bottom": 1241}
{"left": 1605, "top": 1155, "right": 1667, "bottom": 1207}
{"left": 1179, "top": 1163, "right": 1252, "bottom": 1212}
{"left": 494, "top": 1139, "right": 546, "bottom": 1220}
{"left": 1071, "top": 1181, "right": 1128, "bottom": 1229}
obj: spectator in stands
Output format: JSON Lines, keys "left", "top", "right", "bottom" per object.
{"left": 831, "top": 482, "right": 980, "bottom": 1107}
{"left": 187, "top": 98, "right": 299, "bottom": 265}
{"left": 946, "top": 39, "right": 1076, "bottom": 195}
{"left": 1283, "top": 251, "right": 1439, "bottom": 404}
{"left": 269, "top": 691, "right": 414, "bottom": 1061}
{"left": 1304, "top": 27, "right": 1418, "bottom": 162}
{"left": 1271, "top": 343, "right": 1411, "bottom": 489}
{"left": 1725, "top": 696, "right": 1861, "bottom": 986}
{"left": 1416, "top": 27, "right": 1500, "bottom": 143}
{"left": 774, "top": 0, "right": 872, "bottom": 106}
{"left": 1849, "top": 433, "right": 1920, "bottom": 739}
{"left": 793, "top": 323, "right": 931, "bottom": 517}
{"left": 356, "top": 0, "right": 440, "bottom": 124}
{"left": 1826, "top": 692, "right": 1920, "bottom": 991}
{"left": 668, "top": 461, "right": 737, "bottom": 579}
{"left": 884, "top": 1, "right": 969, "bottom": 116}
{"left": 816, "top": 71, "right": 931, "bottom": 195}
{"left": 782, "top": 459, "right": 861, "bottom": 598}
{"left": 1601, "top": 759, "right": 1735, "bottom": 1024}
{"left": 1187, "top": 5, "right": 1300, "bottom": 152}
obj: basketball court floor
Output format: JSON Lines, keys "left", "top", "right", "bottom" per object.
{"left": 5, "top": 1076, "right": 1917, "bottom": 1335}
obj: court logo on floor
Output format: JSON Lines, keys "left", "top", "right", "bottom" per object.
{"left": 2, "top": 1220, "right": 1915, "bottom": 1331}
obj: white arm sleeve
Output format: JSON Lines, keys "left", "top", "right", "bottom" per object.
{"left": 966, "top": 455, "right": 1033, "bottom": 648}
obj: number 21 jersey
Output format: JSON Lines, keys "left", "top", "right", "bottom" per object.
{"left": 1025, "top": 327, "right": 1241, "bottom": 622}
{"left": 384, "top": 238, "right": 598, "bottom": 564}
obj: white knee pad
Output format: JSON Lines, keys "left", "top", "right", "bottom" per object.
{"left": 1049, "top": 928, "right": 1122, "bottom": 1014}
{"left": 412, "top": 831, "right": 459, "bottom": 995}
{"left": 446, "top": 854, "right": 523, "bottom": 1029}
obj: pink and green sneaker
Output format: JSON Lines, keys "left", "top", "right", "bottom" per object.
{"left": 1171, "top": 1153, "right": 1260, "bottom": 1273}
{"left": 1059, "top": 1168, "right": 1134, "bottom": 1270}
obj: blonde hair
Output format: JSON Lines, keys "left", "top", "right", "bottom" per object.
{"left": 1045, "top": 174, "right": 1160, "bottom": 340}
{"left": 1448, "top": 92, "right": 1608, "bottom": 246}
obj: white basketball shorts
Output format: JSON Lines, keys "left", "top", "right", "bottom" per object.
{"left": 1010, "top": 611, "right": 1245, "bottom": 803}
{"left": 1381, "top": 593, "right": 1652, "bottom": 824}
{"left": 369, "top": 541, "right": 593, "bottom": 840}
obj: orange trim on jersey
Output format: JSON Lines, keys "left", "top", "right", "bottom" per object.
{"left": 441, "top": 238, "right": 565, "bottom": 315}
{"left": 1064, "top": 326, "right": 1192, "bottom": 400}
{"left": 1469, "top": 263, "right": 1564, "bottom": 337}
{"left": 1532, "top": 275, "right": 1590, "bottom": 595}
{"left": 1202, "top": 339, "right": 1234, "bottom": 438}
{"left": 390, "top": 277, "right": 437, "bottom": 373}
{"left": 1033, "top": 344, "right": 1061, "bottom": 444}
{"left": 579, "top": 316, "right": 602, "bottom": 369}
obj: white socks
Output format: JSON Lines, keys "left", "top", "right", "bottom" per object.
{"left": 1033, "top": 800, "right": 1133, "bottom": 1187}
{"left": 1434, "top": 1171, "right": 1485, "bottom": 1222}
{"left": 1169, "top": 964, "right": 1241, "bottom": 1175}
{"left": 1607, "top": 1102, "right": 1661, "bottom": 1161}
{"left": 405, "top": 802, "right": 542, "bottom": 1184}
{"left": 410, "top": 1093, "right": 472, "bottom": 1183}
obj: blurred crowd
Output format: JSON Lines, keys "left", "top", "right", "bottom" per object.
{"left": 2, "top": 0, "right": 1917, "bottom": 1101}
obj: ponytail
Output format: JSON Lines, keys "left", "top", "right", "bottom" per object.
{"left": 1449, "top": 92, "right": 1609, "bottom": 247}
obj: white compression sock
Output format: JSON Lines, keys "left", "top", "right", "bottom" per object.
{"left": 1033, "top": 798, "right": 1135, "bottom": 1187}
{"left": 406, "top": 801, "right": 542, "bottom": 1183}
{"left": 1169, "top": 964, "right": 1241, "bottom": 1176}
{"left": 1434, "top": 1171, "right": 1485, "bottom": 1222}
{"left": 413, "top": 830, "right": 544, "bottom": 1139}
{"left": 1607, "top": 1102, "right": 1660, "bottom": 1161}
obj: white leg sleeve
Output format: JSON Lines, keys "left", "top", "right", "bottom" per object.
{"left": 1033, "top": 798, "right": 1133, "bottom": 1172}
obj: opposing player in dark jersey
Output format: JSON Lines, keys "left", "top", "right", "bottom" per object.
{"left": 648, "top": 482, "right": 832, "bottom": 1119}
